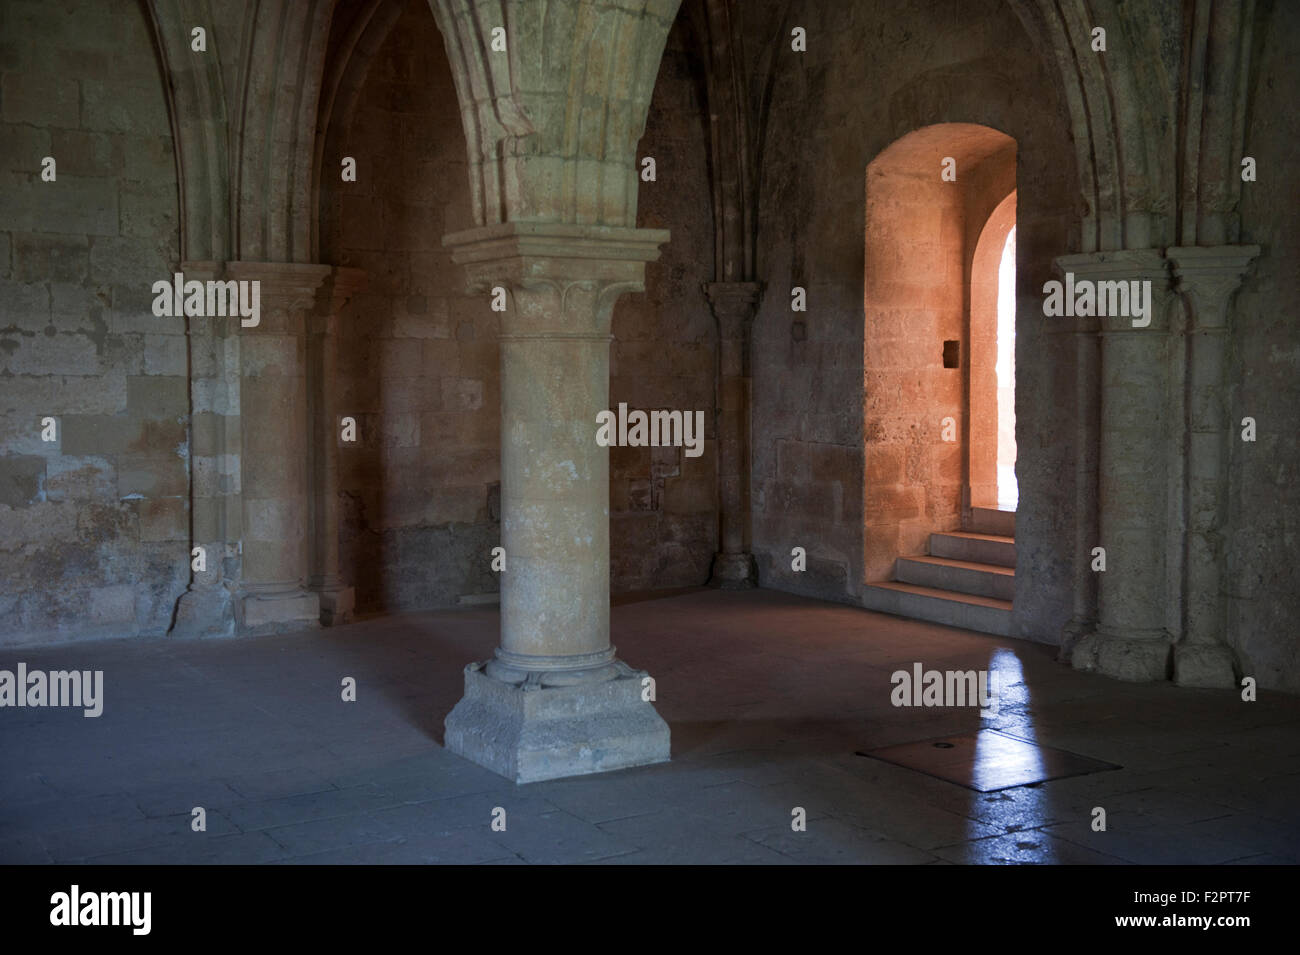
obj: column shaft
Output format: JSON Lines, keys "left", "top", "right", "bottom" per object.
{"left": 439, "top": 223, "right": 672, "bottom": 783}
{"left": 309, "top": 267, "right": 366, "bottom": 625}
{"left": 227, "top": 261, "right": 330, "bottom": 633}
{"left": 1060, "top": 251, "right": 1174, "bottom": 681}
{"left": 170, "top": 260, "right": 237, "bottom": 637}
{"left": 1096, "top": 322, "right": 1170, "bottom": 637}
{"left": 497, "top": 333, "right": 611, "bottom": 667}
{"left": 1059, "top": 321, "right": 1101, "bottom": 651}
{"left": 1168, "top": 245, "right": 1259, "bottom": 686}
{"left": 705, "top": 282, "right": 761, "bottom": 589}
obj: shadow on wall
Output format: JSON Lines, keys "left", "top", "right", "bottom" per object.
{"left": 316, "top": 0, "right": 720, "bottom": 616}
{"left": 319, "top": 0, "right": 501, "bottom": 617}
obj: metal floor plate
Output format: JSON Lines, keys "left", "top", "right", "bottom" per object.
{"left": 857, "top": 729, "right": 1121, "bottom": 792}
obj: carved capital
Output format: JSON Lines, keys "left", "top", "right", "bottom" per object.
{"left": 704, "top": 281, "right": 762, "bottom": 339}
{"left": 1167, "top": 245, "right": 1260, "bottom": 331}
{"left": 225, "top": 261, "right": 332, "bottom": 314}
{"left": 1053, "top": 249, "right": 1172, "bottom": 333}
{"left": 443, "top": 222, "right": 669, "bottom": 338}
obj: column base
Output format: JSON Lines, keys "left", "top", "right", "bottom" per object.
{"left": 444, "top": 660, "right": 671, "bottom": 784}
{"left": 1070, "top": 628, "right": 1172, "bottom": 682}
{"left": 169, "top": 586, "right": 236, "bottom": 638}
{"left": 314, "top": 586, "right": 355, "bottom": 627}
{"left": 709, "top": 552, "right": 757, "bottom": 590}
{"left": 236, "top": 589, "right": 321, "bottom": 635}
{"left": 1056, "top": 616, "right": 1094, "bottom": 665}
{"left": 1173, "top": 643, "right": 1237, "bottom": 688}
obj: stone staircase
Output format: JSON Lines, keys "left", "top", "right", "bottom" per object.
{"left": 861, "top": 507, "right": 1015, "bottom": 636}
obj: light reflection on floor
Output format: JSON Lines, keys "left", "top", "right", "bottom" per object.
{"left": 971, "top": 648, "right": 1052, "bottom": 859}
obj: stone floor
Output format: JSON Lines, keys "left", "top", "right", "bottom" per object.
{"left": 2, "top": 588, "right": 1297, "bottom": 865}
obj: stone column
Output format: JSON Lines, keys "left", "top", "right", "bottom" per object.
{"left": 705, "top": 281, "right": 761, "bottom": 589}
{"left": 441, "top": 222, "right": 671, "bottom": 784}
{"left": 1058, "top": 294, "right": 1101, "bottom": 656}
{"left": 308, "top": 267, "right": 367, "bottom": 626}
{"left": 1063, "top": 251, "right": 1175, "bottom": 681}
{"left": 226, "top": 261, "right": 331, "bottom": 634}
{"left": 1167, "top": 245, "right": 1259, "bottom": 687}
{"left": 171, "top": 260, "right": 238, "bottom": 638}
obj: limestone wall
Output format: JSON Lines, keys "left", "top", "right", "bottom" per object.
{"left": 612, "top": 16, "right": 718, "bottom": 592}
{"left": 747, "top": 0, "right": 1079, "bottom": 643}
{"left": 0, "top": 0, "right": 186, "bottom": 645}
{"left": 320, "top": 1, "right": 718, "bottom": 611}
{"left": 0, "top": 0, "right": 1293, "bottom": 698}
{"left": 320, "top": 0, "right": 499, "bottom": 613}
{"left": 1229, "top": 0, "right": 1300, "bottom": 691}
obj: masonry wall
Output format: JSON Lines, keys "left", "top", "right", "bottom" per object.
{"left": 748, "top": 0, "right": 1079, "bottom": 644}
{"left": 320, "top": 1, "right": 718, "bottom": 612}
{"left": 0, "top": 0, "right": 186, "bottom": 646}
{"left": 321, "top": 0, "right": 500, "bottom": 614}
{"left": 862, "top": 145, "right": 967, "bottom": 584}
{"left": 1229, "top": 0, "right": 1300, "bottom": 692}
{"left": 613, "top": 15, "right": 718, "bottom": 592}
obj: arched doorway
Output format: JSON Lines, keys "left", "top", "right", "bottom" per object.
{"left": 969, "top": 191, "right": 1017, "bottom": 512}
{"left": 861, "top": 123, "right": 1018, "bottom": 636}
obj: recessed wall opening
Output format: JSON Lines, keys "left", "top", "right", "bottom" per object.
{"left": 996, "top": 225, "right": 1017, "bottom": 509}
{"left": 862, "top": 123, "right": 1017, "bottom": 620}
{"left": 968, "top": 188, "right": 1017, "bottom": 514}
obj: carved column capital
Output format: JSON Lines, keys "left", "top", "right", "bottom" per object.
{"left": 703, "top": 280, "right": 762, "bottom": 313}
{"left": 703, "top": 281, "right": 762, "bottom": 339}
{"left": 1053, "top": 249, "right": 1172, "bottom": 333}
{"left": 444, "top": 222, "right": 669, "bottom": 337}
{"left": 225, "top": 261, "right": 332, "bottom": 314}
{"left": 1167, "top": 245, "right": 1260, "bottom": 330}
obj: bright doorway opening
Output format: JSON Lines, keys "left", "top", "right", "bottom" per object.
{"left": 996, "top": 226, "right": 1017, "bottom": 509}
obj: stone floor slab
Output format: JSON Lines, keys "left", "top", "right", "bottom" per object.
{"left": 1, "top": 589, "right": 1297, "bottom": 864}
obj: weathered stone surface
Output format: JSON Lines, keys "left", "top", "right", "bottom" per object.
{"left": 0, "top": 0, "right": 181, "bottom": 648}
{"left": 0, "top": 454, "right": 45, "bottom": 506}
{"left": 1173, "top": 643, "right": 1237, "bottom": 689}
{"left": 238, "top": 590, "right": 320, "bottom": 633}
{"left": 444, "top": 663, "right": 670, "bottom": 784}
{"left": 0, "top": 0, "right": 1297, "bottom": 716}
{"left": 0, "top": 71, "right": 78, "bottom": 127}
{"left": 1072, "top": 630, "right": 1172, "bottom": 683}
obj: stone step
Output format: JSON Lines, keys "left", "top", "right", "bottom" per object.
{"left": 862, "top": 581, "right": 1012, "bottom": 637}
{"left": 929, "top": 531, "right": 1016, "bottom": 568}
{"left": 895, "top": 555, "right": 1015, "bottom": 601}
{"left": 966, "top": 506, "right": 1016, "bottom": 537}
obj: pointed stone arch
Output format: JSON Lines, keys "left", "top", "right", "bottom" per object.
{"left": 310, "top": 0, "right": 409, "bottom": 261}
{"left": 232, "top": 0, "right": 337, "bottom": 262}
{"left": 144, "top": 0, "right": 232, "bottom": 262}
{"left": 427, "top": 0, "right": 680, "bottom": 227}
{"left": 1005, "top": 0, "right": 1173, "bottom": 251}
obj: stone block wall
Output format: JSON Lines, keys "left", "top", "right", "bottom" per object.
{"left": 321, "top": 0, "right": 500, "bottom": 614}
{"left": 321, "top": 1, "right": 719, "bottom": 610}
{"left": 748, "top": 0, "right": 1078, "bottom": 641}
{"left": 862, "top": 151, "right": 967, "bottom": 583}
{"left": 0, "top": 0, "right": 186, "bottom": 645}
{"left": 611, "top": 15, "right": 718, "bottom": 592}
{"left": 1229, "top": 0, "right": 1300, "bottom": 691}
